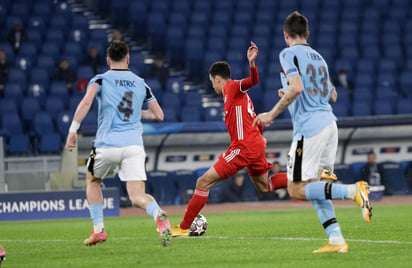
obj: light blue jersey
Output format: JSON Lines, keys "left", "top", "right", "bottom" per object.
{"left": 89, "top": 69, "right": 156, "bottom": 148}
{"left": 279, "top": 44, "right": 336, "bottom": 141}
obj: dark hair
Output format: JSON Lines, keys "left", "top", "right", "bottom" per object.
{"left": 209, "top": 61, "right": 231, "bottom": 80}
{"left": 284, "top": 11, "right": 309, "bottom": 39}
{"left": 106, "top": 40, "right": 129, "bottom": 62}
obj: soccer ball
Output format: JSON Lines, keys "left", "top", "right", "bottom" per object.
{"left": 189, "top": 214, "right": 208, "bottom": 236}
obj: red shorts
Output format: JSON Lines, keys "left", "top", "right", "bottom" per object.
{"left": 213, "top": 144, "right": 272, "bottom": 179}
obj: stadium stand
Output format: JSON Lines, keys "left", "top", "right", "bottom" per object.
{"left": 0, "top": 0, "right": 411, "bottom": 200}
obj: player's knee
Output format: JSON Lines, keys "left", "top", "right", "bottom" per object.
{"left": 287, "top": 184, "right": 305, "bottom": 200}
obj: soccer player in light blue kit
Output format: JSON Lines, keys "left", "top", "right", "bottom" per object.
{"left": 65, "top": 40, "right": 171, "bottom": 246}
{"left": 254, "top": 11, "right": 372, "bottom": 253}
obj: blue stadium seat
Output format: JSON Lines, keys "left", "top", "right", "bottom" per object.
{"left": 180, "top": 106, "right": 202, "bottom": 122}
{"left": 352, "top": 100, "right": 372, "bottom": 116}
{"left": 204, "top": 106, "right": 223, "bottom": 122}
{"left": 71, "top": 13, "right": 89, "bottom": 29}
{"left": 128, "top": 2, "right": 148, "bottom": 38}
{"left": 68, "top": 28, "right": 89, "bottom": 49}
{"left": 36, "top": 55, "right": 56, "bottom": 77}
{"left": 26, "top": 83, "right": 47, "bottom": 106}
{"left": 8, "top": 134, "right": 30, "bottom": 155}
{"left": 171, "top": 169, "right": 197, "bottom": 204}
{"left": 49, "top": 81, "right": 69, "bottom": 100}
{"left": 350, "top": 161, "right": 367, "bottom": 180}
{"left": 19, "top": 41, "right": 37, "bottom": 59}
{"left": 45, "top": 29, "right": 65, "bottom": 49}
{"left": 27, "top": 16, "right": 47, "bottom": 32}
{"left": 30, "top": 68, "right": 49, "bottom": 89}
{"left": 395, "top": 98, "right": 412, "bottom": 114}
{"left": 64, "top": 42, "right": 83, "bottom": 61}
{"left": 373, "top": 99, "right": 393, "bottom": 115}
{"left": 147, "top": 13, "right": 167, "bottom": 52}
{"left": 0, "top": 98, "right": 18, "bottom": 115}
{"left": 7, "top": 67, "right": 27, "bottom": 89}
{"left": 380, "top": 161, "right": 408, "bottom": 195}
{"left": 49, "top": 15, "right": 69, "bottom": 32}
{"left": 333, "top": 164, "right": 355, "bottom": 184}
{"left": 145, "top": 77, "right": 163, "bottom": 94}
{"left": 2, "top": 112, "right": 23, "bottom": 136}
{"left": 20, "top": 97, "right": 41, "bottom": 126}
{"left": 11, "top": 3, "right": 30, "bottom": 17}
{"left": 38, "top": 133, "right": 62, "bottom": 155}
{"left": 0, "top": 42, "right": 15, "bottom": 62}
{"left": 378, "top": 59, "right": 397, "bottom": 73}
{"left": 333, "top": 102, "right": 350, "bottom": 117}
{"left": 80, "top": 108, "right": 98, "bottom": 136}
{"left": 77, "top": 65, "right": 95, "bottom": 80}
{"left": 90, "top": 29, "right": 108, "bottom": 43}
{"left": 166, "top": 26, "right": 185, "bottom": 67}
{"left": 166, "top": 76, "right": 184, "bottom": 95}
{"left": 56, "top": 110, "right": 72, "bottom": 139}
{"left": 168, "top": 13, "right": 188, "bottom": 32}
{"left": 161, "top": 92, "right": 181, "bottom": 112}
{"left": 4, "top": 83, "right": 24, "bottom": 104}
{"left": 33, "top": 111, "right": 55, "bottom": 136}
{"left": 147, "top": 170, "right": 177, "bottom": 205}
{"left": 45, "top": 96, "right": 65, "bottom": 119}
{"left": 355, "top": 73, "right": 375, "bottom": 88}
{"left": 32, "top": 2, "right": 52, "bottom": 17}
{"left": 26, "top": 29, "right": 43, "bottom": 50}
{"left": 162, "top": 108, "right": 178, "bottom": 122}
{"left": 41, "top": 42, "right": 60, "bottom": 58}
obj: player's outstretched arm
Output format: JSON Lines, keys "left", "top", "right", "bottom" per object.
{"left": 142, "top": 100, "right": 164, "bottom": 121}
{"left": 65, "top": 84, "right": 98, "bottom": 151}
{"left": 253, "top": 76, "right": 302, "bottom": 127}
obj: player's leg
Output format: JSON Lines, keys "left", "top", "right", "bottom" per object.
{"left": 293, "top": 123, "right": 372, "bottom": 222}
{"left": 121, "top": 145, "right": 171, "bottom": 246}
{"left": 126, "top": 181, "right": 171, "bottom": 246}
{"left": 0, "top": 244, "right": 5, "bottom": 262}
{"left": 177, "top": 166, "right": 223, "bottom": 231}
{"left": 84, "top": 171, "right": 107, "bottom": 246}
{"left": 286, "top": 124, "right": 348, "bottom": 253}
{"left": 83, "top": 147, "right": 118, "bottom": 246}
{"left": 247, "top": 150, "right": 288, "bottom": 193}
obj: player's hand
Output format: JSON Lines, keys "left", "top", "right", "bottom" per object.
{"left": 278, "top": 88, "right": 285, "bottom": 98}
{"left": 65, "top": 132, "right": 78, "bottom": 151}
{"left": 253, "top": 112, "right": 274, "bottom": 127}
{"left": 247, "top": 41, "right": 259, "bottom": 63}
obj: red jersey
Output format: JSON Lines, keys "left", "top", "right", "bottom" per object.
{"left": 222, "top": 66, "right": 265, "bottom": 153}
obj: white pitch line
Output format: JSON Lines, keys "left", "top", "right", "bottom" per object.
{"left": 2, "top": 236, "right": 412, "bottom": 245}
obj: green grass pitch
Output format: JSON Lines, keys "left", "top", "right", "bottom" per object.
{"left": 1, "top": 203, "right": 411, "bottom": 268}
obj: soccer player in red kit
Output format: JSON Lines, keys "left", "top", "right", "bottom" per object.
{"left": 171, "top": 42, "right": 288, "bottom": 236}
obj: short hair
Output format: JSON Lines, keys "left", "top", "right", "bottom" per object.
{"left": 209, "top": 61, "right": 231, "bottom": 80}
{"left": 106, "top": 40, "right": 129, "bottom": 62}
{"left": 284, "top": 11, "right": 309, "bottom": 39}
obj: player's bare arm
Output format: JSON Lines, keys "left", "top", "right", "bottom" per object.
{"left": 253, "top": 75, "right": 303, "bottom": 126}
{"left": 278, "top": 88, "right": 285, "bottom": 97}
{"left": 247, "top": 41, "right": 258, "bottom": 68}
{"left": 141, "top": 100, "right": 164, "bottom": 121}
{"left": 329, "top": 88, "right": 337, "bottom": 103}
{"left": 65, "top": 84, "right": 98, "bottom": 151}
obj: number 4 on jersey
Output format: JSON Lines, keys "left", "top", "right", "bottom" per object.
{"left": 117, "top": 91, "right": 134, "bottom": 121}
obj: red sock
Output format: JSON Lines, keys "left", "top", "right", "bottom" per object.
{"left": 180, "top": 188, "right": 209, "bottom": 230}
{"left": 268, "top": 172, "right": 288, "bottom": 191}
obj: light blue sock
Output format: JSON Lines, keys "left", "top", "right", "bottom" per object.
{"left": 146, "top": 201, "right": 161, "bottom": 221}
{"left": 305, "top": 181, "right": 350, "bottom": 200}
{"left": 89, "top": 204, "right": 104, "bottom": 232}
{"left": 312, "top": 200, "right": 344, "bottom": 243}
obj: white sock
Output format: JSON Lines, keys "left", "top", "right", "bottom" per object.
{"left": 347, "top": 184, "right": 356, "bottom": 199}
{"left": 329, "top": 236, "right": 345, "bottom": 245}
{"left": 94, "top": 222, "right": 105, "bottom": 233}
